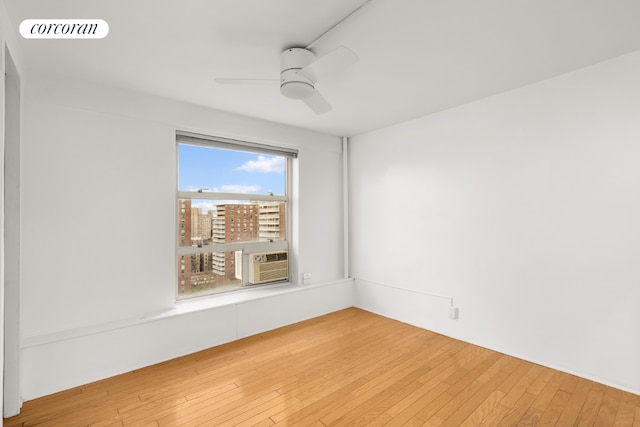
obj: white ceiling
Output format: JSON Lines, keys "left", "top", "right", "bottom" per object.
{"left": 5, "top": 0, "right": 640, "bottom": 137}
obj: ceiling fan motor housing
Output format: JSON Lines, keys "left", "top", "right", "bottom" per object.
{"left": 280, "top": 48, "right": 316, "bottom": 100}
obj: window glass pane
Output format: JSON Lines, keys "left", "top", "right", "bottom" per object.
{"left": 178, "top": 144, "right": 285, "bottom": 196}
{"left": 177, "top": 138, "right": 290, "bottom": 300}
{"left": 177, "top": 199, "right": 286, "bottom": 247}
{"left": 177, "top": 251, "right": 243, "bottom": 298}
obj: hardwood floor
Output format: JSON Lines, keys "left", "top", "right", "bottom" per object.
{"left": 5, "top": 308, "right": 640, "bottom": 426}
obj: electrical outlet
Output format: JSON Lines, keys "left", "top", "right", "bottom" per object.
{"left": 303, "top": 272, "right": 312, "bottom": 284}
{"left": 449, "top": 307, "right": 459, "bottom": 320}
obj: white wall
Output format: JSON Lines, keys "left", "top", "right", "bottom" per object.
{"left": 0, "top": 6, "right": 7, "bottom": 414}
{"left": 1, "top": 3, "right": 26, "bottom": 416}
{"left": 350, "top": 50, "right": 640, "bottom": 394}
{"left": 19, "top": 75, "right": 353, "bottom": 400}
{"left": 3, "top": 46, "right": 22, "bottom": 418}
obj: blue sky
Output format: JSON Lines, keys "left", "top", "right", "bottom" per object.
{"left": 178, "top": 144, "right": 285, "bottom": 196}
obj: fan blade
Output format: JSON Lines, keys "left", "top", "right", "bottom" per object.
{"left": 215, "top": 78, "right": 278, "bottom": 85}
{"left": 299, "top": 46, "right": 358, "bottom": 81}
{"left": 303, "top": 90, "right": 332, "bottom": 115}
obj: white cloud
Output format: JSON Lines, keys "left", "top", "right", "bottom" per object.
{"left": 190, "top": 200, "right": 218, "bottom": 214}
{"left": 213, "top": 184, "right": 261, "bottom": 193}
{"left": 235, "top": 156, "right": 285, "bottom": 173}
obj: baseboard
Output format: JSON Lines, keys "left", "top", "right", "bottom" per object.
{"left": 21, "top": 276, "right": 638, "bottom": 402}
{"left": 353, "top": 278, "right": 640, "bottom": 396}
{"left": 20, "top": 278, "right": 355, "bottom": 401}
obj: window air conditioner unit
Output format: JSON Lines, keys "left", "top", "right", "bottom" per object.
{"left": 249, "top": 251, "right": 289, "bottom": 285}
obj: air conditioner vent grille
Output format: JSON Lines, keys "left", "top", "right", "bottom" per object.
{"left": 249, "top": 251, "right": 288, "bottom": 285}
{"left": 264, "top": 252, "right": 288, "bottom": 262}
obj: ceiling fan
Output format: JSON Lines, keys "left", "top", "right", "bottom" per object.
{"left": 215, "top": 45, "right": 359, "bottom": 115}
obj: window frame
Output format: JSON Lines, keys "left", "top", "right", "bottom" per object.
{"left": 175, "top": 131, "right": 296, "bottom": 300}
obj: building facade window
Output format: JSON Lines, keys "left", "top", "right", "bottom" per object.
{"left": 176, "top": 131, "right": 296, "bottom": 299}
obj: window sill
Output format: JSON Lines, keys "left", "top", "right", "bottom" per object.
{"left": 171, "top": 281, "right": 303, "bottom": 315}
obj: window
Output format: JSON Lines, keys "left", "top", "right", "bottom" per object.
{"left": 176, "top": 131, "right": 296, "bottom": 299}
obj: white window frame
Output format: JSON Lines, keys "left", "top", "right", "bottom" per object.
{"left": 176, "top": 131, "right": 296, "bottom": 299}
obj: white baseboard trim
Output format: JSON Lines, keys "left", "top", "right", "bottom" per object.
{"left": 21, "top": 278, "right": 354, "bottom": 401}
{"left": 353, "top": 278, "right": 640, "bottom": 396}
{"left": 21, "top": 276, "right": 639, "bottom": 402}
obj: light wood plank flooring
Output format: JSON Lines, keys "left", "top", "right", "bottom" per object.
{"left": 5, "top": 308, "right": 640, "bottom": 426}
